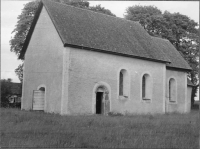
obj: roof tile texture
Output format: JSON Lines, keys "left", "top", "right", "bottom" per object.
{"left": 43, "top": 0, "right": 170, "bottom": 62}
{"left": 21, "top": 0, "right": 191, "bottom": 71}
{"left": 152, "top": 37, "right": 191, "bottom": 70}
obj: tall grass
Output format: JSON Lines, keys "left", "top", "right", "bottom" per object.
{"left": 1, "top": 108, "right": 199, "bottom": 148}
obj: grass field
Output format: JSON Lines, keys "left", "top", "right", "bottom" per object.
{"left": 1, "top": 108, "right": 199, "bottom": 148}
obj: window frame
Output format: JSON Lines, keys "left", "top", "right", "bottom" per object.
{"left": 141, "top": 73, "right": 152, "bottom": 102}
{"left": 119, "top": 71, "right": 123, "bottom": 96}
{"left": 168, "top": 78, "right": 177, "bottom": 103}
{"left": 118, "top": 68, "right": 130, "bottom": 100}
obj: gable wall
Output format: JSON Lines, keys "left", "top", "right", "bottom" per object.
{"left": 21, "top": 6, "right": 65, "bottom": 113}
{"left": 65, "top": 47, "right": 166, "bottom": 115}
{"left": 165, "top": 69, "right": 187, "bottom": 113}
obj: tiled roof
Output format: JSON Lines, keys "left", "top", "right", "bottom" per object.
{"left": 20, "top": 0, "right": 170, "bottom": 63}
{"left": 45, "top": 0, "right": 172, "bottom": 62}
{"left": 152, "top": 37, "right": 191, "bottom": 71}
{"left": 20, "top": 0, "right": 191, "bottom": 71}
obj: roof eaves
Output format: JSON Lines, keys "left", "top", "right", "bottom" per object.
{"left": 64, "top": 43, "right": 169, "bottom": 63}
{"left": 19, "top": 1, "right": 43, "bottom": 60}
{"left": 166, "top": 66, "right": 192, "bottom": 72}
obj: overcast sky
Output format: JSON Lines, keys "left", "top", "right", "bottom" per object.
{"left": 1, "top": 1, "right": 199, "bottom": 83}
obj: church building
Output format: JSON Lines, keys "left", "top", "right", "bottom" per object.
{"left": 20, "top": 0, "right": 192, "bottom": 115}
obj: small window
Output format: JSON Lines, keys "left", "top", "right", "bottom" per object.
{"left": 142, "top": 74, "right": 152, "bottom": 100}
{"left": 142, "top": 75, "right": 145, "bottom": 98}
{"left": 39, "top": 87, "right": 45, "bottom": 91}
{"left": 119, "top": 71, "right": 123, "bottom": 95}
{"left": 119, "top": 69, "right": 129, "bottom": 97}
{"left": 169, "top": 78, "right": 176, "bottom": 102}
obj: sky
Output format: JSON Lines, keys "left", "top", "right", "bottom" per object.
{"left": 1, "top": 1, "right": 27, "bottom": 83}
{"left": 1, "top": 1, "right": 199, "bottom": 100}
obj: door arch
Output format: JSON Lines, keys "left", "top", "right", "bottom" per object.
{"left": 92, "top": 82, "right": 111, "bottom": 115}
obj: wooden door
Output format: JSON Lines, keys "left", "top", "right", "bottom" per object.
{"left": 32, "top": 90, "right": 45, "bottom": 110}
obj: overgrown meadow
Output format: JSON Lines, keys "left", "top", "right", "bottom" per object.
{"left": 1, "top": 108, "right": 199, "bottom": 148}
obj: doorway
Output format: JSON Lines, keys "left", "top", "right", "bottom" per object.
{"left": 94, "top": 84, "right": 110, "bottom": 115}
{"left": 32, "top": 86, "right": 45, "bottom": 111}
{"left": 96, "top": 92, "right": 103, "bottom": 114}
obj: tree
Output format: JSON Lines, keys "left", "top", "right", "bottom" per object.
{"left": 10, "top": 0, "right": 116, "bottom": 83}
{"left": 125, "top": 5, "right": 199, "bottom": 105}
{"left": 89, "top": 4, "right": 116, "bottom": 17}
{"left": 15, "top": 63, "right": 24, "bottom": 82}
{"left": 55, "top": 0, "right": 90, "bottom": 8}
{"left": 10, "top": 0, "right": 40, "bottom": 83}
{"left": 125, "top": 5, "right": 162, "bottom": 29}
{"left": 10, "top": 0, "right": 40, "bottom": 58}
{"left": 1, "top": 79, "right": 12, "bottom": 107}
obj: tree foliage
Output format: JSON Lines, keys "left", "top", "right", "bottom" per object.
{"left": 15, "top": 63, "right": 24, "bottom": 82}
{"left": 89, "top": 4, "right": 116, "bottom": 17}
{"left": 125, "top": 5, "right": 162, "bottom": 29}
{"left": 10, "top": 0, "right": 40, "bottom": 59}
{"left": 1, "top": 79, "right": 12, "bottom": 107}
{"left": 54, "top": 0, "right": 90, "bottom": 8}
{"left": 125, "top": 5, "right": 199, "bottom": 104}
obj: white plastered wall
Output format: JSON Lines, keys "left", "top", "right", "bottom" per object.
{"left": 66, "top": 47, "right": 166, "bottom": 115}
{"left": 21, "top": 6, "right": 66, "bottom": 114}
{"left": 166, "top": 69, "right": 188, "bottom": 113}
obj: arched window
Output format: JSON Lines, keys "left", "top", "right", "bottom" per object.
{"left": 169, "top": 78, "right": 176, "bottom": 102}
{"left": 142, "top": 75, "right": 146, "bottom": 98}
{"left": 39, "top": 87, "right": 45, "bottom": 91}
{"left": 119, "top": 69, "right": 129, "bottom": 97}
{"left": 142, "top": 74, "right": 152, "bottom": 100}
{"left": 33, "top": 85, "right": 46, "bottom": 111}
{"left": 119, "top": 71, "right": 123, "bottom": 95}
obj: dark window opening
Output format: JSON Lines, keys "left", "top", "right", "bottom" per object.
{"left": 142, "top": 75, "right": 145, "bottom": 98}
{"left": 119, "top": 71, "right": 123, "bottom": 95}
{"left": 169, "top": 81, "right": 171, "bottom": 100}
{"left": 39, "top": 87, "right": 45, "bottom": 91}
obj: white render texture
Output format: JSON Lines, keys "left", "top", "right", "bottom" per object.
{"left": 22, "top": 7, "right": 65, "bottom": 113}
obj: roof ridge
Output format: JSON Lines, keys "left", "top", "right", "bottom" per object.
{"left": 43, "top": 0, "right": 140, "bottom": 25}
